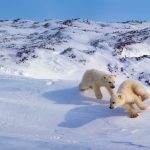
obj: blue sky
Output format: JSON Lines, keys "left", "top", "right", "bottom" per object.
{"left": 0, "top": 0, "right": 150, "bottom": 22}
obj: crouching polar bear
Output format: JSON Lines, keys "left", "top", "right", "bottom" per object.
{"left": 79, "top": 69, "right": 116, "bottom": 99}
{"left": 110, "top": 79, "right": 149, "bottom": 118}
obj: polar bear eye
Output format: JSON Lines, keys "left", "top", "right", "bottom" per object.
{"left": 108, "top": 82, "right": 112, "bottom": 84}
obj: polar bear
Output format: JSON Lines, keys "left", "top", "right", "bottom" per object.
{"left": 110, "top": 79, "right": 149, "bottom": 118}
{"left": 79, "top": 69, "right": 116, "bottom": 99}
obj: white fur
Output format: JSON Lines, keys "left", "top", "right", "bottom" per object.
{"left": 110, "top": 79, "right": 149, "bottom": 118}
{"left": 79, "top": 69, "right": 116, "bottom": 99}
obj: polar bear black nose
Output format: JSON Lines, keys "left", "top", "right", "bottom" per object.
{"left": 109, "top": 106, "right": 113, "bottom": 109}
{"left": 110, "top": 85, "right": 115, "bottom": 89}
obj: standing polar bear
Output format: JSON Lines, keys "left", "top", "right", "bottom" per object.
{"left": 110, "top": 79, "right": 149, "bottom": 118}
{"left": 79, "top": 69, "right": 116, "bottom": 99}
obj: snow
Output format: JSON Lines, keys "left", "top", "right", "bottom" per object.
{"left": 0, "top": 75, "right": 150, "bottom": 150}
{"left": 121, "top": 40, "right": 150, "bottom": 58}
{"left": 0, "top": 19, "right": 150, "bottom": 149}
{"left": 1, "top": 19, "right": 150, "bottom": 82}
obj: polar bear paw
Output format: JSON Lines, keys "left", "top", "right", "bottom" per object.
{"left": 130, "top": 112, "right": 139, "bottom": 118}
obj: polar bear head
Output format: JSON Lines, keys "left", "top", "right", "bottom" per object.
{"left": 109, "top": 93, "right": 125, "bottom": 109}
{"left": 103, "top": 75, "right": 116, "bottom": 89}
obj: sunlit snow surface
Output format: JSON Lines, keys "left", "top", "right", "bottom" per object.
{"left": 0, "top": 19, "right": 150, "bottom": 149}
{"left": 0, "top": 75, "right": 150, "bottom": 150}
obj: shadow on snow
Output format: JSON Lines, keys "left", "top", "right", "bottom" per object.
{"left": 43, "top": 86, "right": 98, "bottom": 105}
{"left": 43, "top": 86, "right": 126, "bottom": 128}
{"left": 58, "top": 105, "right": 126, "bottom": 128}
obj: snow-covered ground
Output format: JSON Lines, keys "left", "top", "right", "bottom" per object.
{"left": 0, "top": 19, "right": 150, "bottom": 149}
{"left": 0, "top": 75, "right": 150, "bottom": 150}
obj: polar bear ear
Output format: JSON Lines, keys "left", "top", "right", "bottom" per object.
{"left": 111, "top": 75, "right": 117, "bottom": 78}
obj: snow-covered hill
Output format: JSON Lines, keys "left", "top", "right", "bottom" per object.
{"left": 1, "top": 19, "right": 150, "bottom": 150}
{"left": 0, "top": 19, "right": 150, "bottom": 84}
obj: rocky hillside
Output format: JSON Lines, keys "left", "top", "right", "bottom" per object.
{"left": 0, "top": 19, "right": 150, "bottom": 84}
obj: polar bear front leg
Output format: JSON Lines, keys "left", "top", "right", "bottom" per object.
{"left": 107, "top": 88, "right": 115, "bottom": 97}
{"left": 134, "top": 96, "right": 147, "bottom": 110}
{"left": 93, "top": 84, "right": 103, "bottom": 99}
{"left": 124, "top": 103, "right": 139, "bottom": 118}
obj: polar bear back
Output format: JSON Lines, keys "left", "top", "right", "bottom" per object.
{"left": 83, "top": 69, "right": 106, "bottom": 85}
{"left": 118, "top": 79, "right": 147, "bottom": 96}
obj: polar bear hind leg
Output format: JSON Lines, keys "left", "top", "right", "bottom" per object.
{"left": 134, "top": 95, "right": 147, "bottom": 110}
{"left": 79, "top": 76, "right": 91, "bottom": 91}
{"left": 134, "top": 85, "right": 149, "bottom": 101}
